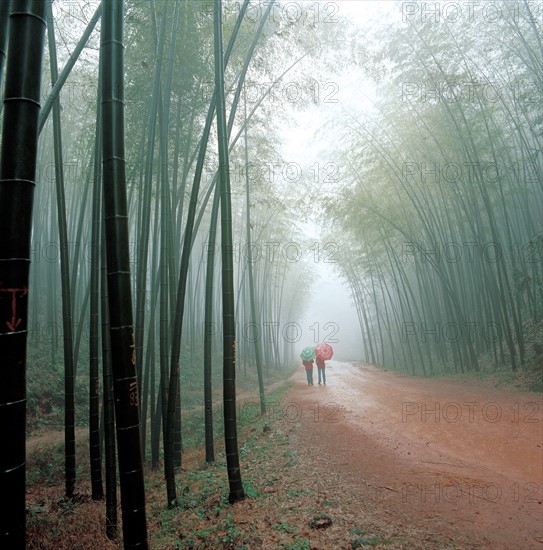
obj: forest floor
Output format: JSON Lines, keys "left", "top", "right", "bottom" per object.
{"left": 26, "top": 362, "right": 542, "bottom": 549}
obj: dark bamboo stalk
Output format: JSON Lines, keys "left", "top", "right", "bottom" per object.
{"left": 100, "top": 0, "right": 147, "bottom": 546}
{"left": 0, "top": 1, "right": 46, "bottom": 546}
{"left": 45, "top": 0, "right": 77, "bottom": 499}
{"left": 101, "top": 208, "right": 117, "bottom": 540}
{"left": 89, "top": 52, "right": 104, "bottom": 500}
{"left": 214, "top": 0, "right": 244, "bottom": 504}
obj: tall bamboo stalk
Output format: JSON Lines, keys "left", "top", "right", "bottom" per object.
{"left": 89, "top": 52, "right": 104, "bottom": 501}
{"left": 214, "top": 0, "right": 244, "bottom": 504}
{"left": 45, "top": 0, "right": 77, "bottom": 499}
{"left": 100, "top": 0, "right": 148, "bottom": 546}
{"left": 0, "top": 1, "right": 46, "bottom": 546}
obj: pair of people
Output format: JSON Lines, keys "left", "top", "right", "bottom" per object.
{"left": 302, "top": 356, "right": 326, "bottom": 386}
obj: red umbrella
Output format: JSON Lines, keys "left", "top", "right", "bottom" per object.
{"left": 315, "top": 343, "right": 333, "bottom": 360}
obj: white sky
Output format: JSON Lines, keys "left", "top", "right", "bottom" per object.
{"left": 336, "top": 0, "right": 396, "bottom": 20}
{"left": 283, "top": 1, "right": 398, "bottom": 361}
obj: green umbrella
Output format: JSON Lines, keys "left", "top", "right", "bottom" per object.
{"left": 300, "top": 346, "right": 316, "bottom": 361}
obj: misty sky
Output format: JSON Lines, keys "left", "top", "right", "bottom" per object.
{"left": 299, "top": 264, "right": 365, "bottom": 360}
{"left": 282, "top": 1, "right": 396, "bottom": 362}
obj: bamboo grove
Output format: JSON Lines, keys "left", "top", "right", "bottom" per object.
{"left": 0, "top": 0, "right": 348, "bottom": 546}
{"left": 324, "top": 1, "right": 542, "bottom": 378}
{"left": 2, "top": 0, "right": 541, "bottom": 547}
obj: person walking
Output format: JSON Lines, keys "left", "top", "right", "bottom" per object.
{"left": 316, "top": 355, "right": 326, "bottom": 385}
{"left": 303, "top": 358, "right": 314, "bottom": 385}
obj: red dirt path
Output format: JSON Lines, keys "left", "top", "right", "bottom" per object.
{"left": 287, "top": 361, "right": 543, "bottom": 549}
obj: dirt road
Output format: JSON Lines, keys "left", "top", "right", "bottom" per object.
{"left": 286, "top": 361, "right": 543, "bottom": 549}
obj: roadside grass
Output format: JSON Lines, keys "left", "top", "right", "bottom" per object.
{"left": 27, "top": 379, "right": 307, "bottom": 549}
{"left": 27, "top": 366, "right": 467, "bottom": 549}
{"left": 364, "top": 317, "right": 543, "bottom": 394}
{"left": 369, "top": 344, "right": 542, "bottom": 394}
{"left": 427, "top": 360, "right": 543, "bottom": 393}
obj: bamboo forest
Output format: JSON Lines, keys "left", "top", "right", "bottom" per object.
{"left": 0, "top": 0, "right": 542, "bottom": 548}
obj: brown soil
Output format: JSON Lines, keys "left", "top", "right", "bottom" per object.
{"left": 283, "top": 361, "right": 543, "bottom": 549}
{"left": 26, "top": 362, "right": 543, "bottom": 549}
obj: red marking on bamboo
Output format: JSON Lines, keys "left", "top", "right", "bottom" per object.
{"left": 0, "top": 287, "right": 28, "bottom": 331}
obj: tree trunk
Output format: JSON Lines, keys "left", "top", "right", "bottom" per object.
{"left": 214, "top": 0, "right": 244, "bottom": 504}
{"left": 45, "top": 0, "right": 77, "bottom": 499}
{"left": 0, "top": 1, "right": 46, "bottom": 546}
{"left": 100, "top": 0, "right": 147, "bottom": 546}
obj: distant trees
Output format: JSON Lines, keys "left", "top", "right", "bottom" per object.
{"left": 325, "top": 1, "right": 542, "bottom": 375}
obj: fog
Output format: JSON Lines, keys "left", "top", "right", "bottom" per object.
{"left": 298, "top": 262, "right": 364, "bottom": 361}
